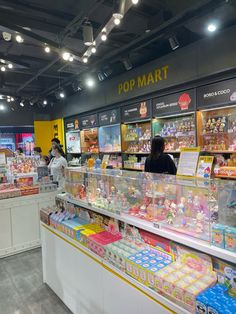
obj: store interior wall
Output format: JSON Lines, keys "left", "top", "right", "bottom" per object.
{"left": 52, "top": 25, "right": 236, "bottom": 120}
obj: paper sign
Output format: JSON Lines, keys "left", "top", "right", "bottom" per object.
{"left": 196, "top": 156, "right": 214, "bottom": 178}
{"left": 177, "top": 147, "right": 200, "bottom": 177}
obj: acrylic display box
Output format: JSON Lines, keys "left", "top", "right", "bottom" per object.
{"left": 64, "top": 167, "right": 236, "bottom": 248}
{"left": 98, "top": 124, "right": 121, "bottom": 153}
{"left": 152, "top": 114, "right": 196, "bottom": 152}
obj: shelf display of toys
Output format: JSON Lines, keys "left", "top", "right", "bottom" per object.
{"left": 152, "top": 114, "right": 195, "bottom": 152}
{"left": 198, "top": 107, "right": 236, "bottom": 152}
{"left": 80, "top": 128, "right": 99, "bottom": 153}
{"left": 0, "top": 183, "right": 21, "bottom": 200}
{"left": 98, "top": 124, "right": 121, "bottom": 153}
{"left": 122, "top": 122, "right": 151, "bottom": 154}
{"left": 0, "top": 164, "right": 8, "bottom": 183}
{"left": 7, "top": 156, "right": 38, "bottom": 174}
{"left": 123, "top": 155, "right": 146, "bottom": 170}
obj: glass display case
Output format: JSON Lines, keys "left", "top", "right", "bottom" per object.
{"left": 65, "top": 167, "right": 236, "bottom": 248}
{"left": 152, "top": 114, "right": 195, "bottom": 152}
{"left": 197, "top": 107, "right": 236, "bottom": 152}
{"left": 80, "top": 128, "right": 99, "bottom": 153}
{"left": 122, "top": 121, "right": 151, "bottom": 154}
{"left": 98, "top": 124, "right": 121, "bottom": 153}
{"left": 66, "top": 130, "right": 81, "bottom": 154}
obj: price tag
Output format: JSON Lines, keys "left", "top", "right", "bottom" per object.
{"left": 153, "top": 222, "right": 160, "bottom": 229}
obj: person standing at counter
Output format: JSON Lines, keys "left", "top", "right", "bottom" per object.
{"left": 145, "top": 136, "right": 177, "bottom": 175}
{"left": 48, "top": 144, "right": 67, "bottom": 187}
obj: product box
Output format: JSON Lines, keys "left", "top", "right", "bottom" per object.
{"left": 78, "top": 224, "right": 104, "bottom": 244}
{"left": 212, "top": 224, "right": 225, "bottom": 249}
{"left": 61, "top": 217, "right": 88, "bottom": 239}
{"left": 225, "top": 227, "right": 236, "bottom": 252}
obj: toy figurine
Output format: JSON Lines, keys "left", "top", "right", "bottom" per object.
{"left": 166, "top": 205, "right": 176, "bottom": 224}
{"left": 196, "top": 211, "right": 206, "bottom": 233}
{"left": 178, "top": 197, "right": 186, "bottom": 214}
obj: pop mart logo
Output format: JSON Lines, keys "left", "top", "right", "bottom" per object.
{"left": 118, "top": 65, "right": 169, "bottom": 95}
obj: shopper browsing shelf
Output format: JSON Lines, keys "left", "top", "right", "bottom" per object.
{"left": 145, "top": 136, "right": 177, "bottom": 175}
{"left": 49, "top": 138, "right": 65, "bottom": 159}
{"left": 48, "top": 144, "right": 67, "bottom": 187}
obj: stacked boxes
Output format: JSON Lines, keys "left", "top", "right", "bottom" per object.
{"left": 105, "top": 239, "right": 145, "bottom": 271}
{"left": 60, "top": 218, "right": 88, "bottom": 239}
{"left": 79, "top": 224, "right": 105, "bottom": 245}
{"left": 196, "top": 284, "right": 236, "bottom": 314}
{"left": 154, "top": 262, "right": 217, "bottom": 311}
{"left": 126, "top": 249, "right": 173, "bottom": 288}
{"left": 87, "top": 231, "right": 122, "bottom": 257}
{"left": 212, "top": 224, "right": 236, "bottom": 252}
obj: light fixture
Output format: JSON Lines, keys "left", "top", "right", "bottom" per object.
{"left": 8, "top": 63, "right": 13, "bottom": 69}
{"left": 2, "top": 32, "right": 11, "bottom": 42}
{"left": 0, "top": 59, "right": 5, "bottom": 64}
{"left": 44, "top": 46, "right": 51, "bottom": 53}
{"left": 29, "top": 101, "right": 34, "bottom": 106}
{"left": 72, "top": 80, "right": 83, "bottom": 92}
{"left": 113, "top": 0, "right": 125, "bottom": 25}
{"left": 0, "top": 104, "right": 5, "bottom": 111}
{"left": 207, "top": 23, "right": 217, "bottom": 32}
{"left": 7, "top": 98, "right": 11, "bottom": 103}
{"left": 83, "top": 22, "right": 94, "bottom": 46}
{"left": 101, "top": 31, "right": 107, "bottom": 41}
{"left": 43, "top": 100, "right": 47, "bottom": 105}
{"left": 91, "top": 45, "right": 96, "bottom": 54}
{"left": 15, "top": 34, "right": 24, "bottom": 43}
{"left": 114, "top": 17, "right": 121, "bottom": 25}
{"left": 62, "top": 52, "right": 70, "bottom": 61}
{"left": 169, "top": 36, "right": 179, "bottom": 50}
{"left": 1, "top": 66, "right": 6, "bottom": 72}
{"left": 59, "top": 91, "right": 65, "bottom": 98}
{"left": 97, "top": 71, "right": 105, "bottom": 82}
{"left": 82, "top": 56, "right": 88, "bottom": 63}
{"left": 132, "top": 0, "right": 139, "bottom": 4}
{"left": 11, "top": 97, "right": 14, "bottom": 102}
{"left": 86, "top": 78, "right": 95, "bottom": 88}
{"left": 103, "top": 65, "right": 113, "bottom": 78}
{"left": 20, "top": 101, "right": 24, "bottom": 107}
{"left": 69, "top": 55, "right": 74, "bottom": 62}
{"left": 122, "top": 58, "right": 133, "bottom": 71}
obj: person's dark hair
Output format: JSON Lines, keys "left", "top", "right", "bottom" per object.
{"left": 42, "top": 155, "right": 50, "bottom": 165}
{"left": 34, "top": 147, "right": 42, "bottom": 154}
{"left": 51, "top": 138, "right": 60, "bottom": 144}
{"left": 53, "top": 143, "right": 64, "bottom": 156}
{"left": 17, "top": 147, "right": 23, "bottom": 154}
{"left": 150, "top": 136, "right": 165, "bottom": 159}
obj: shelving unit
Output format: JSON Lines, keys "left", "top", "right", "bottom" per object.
{"left": 58, "top": 194, "right": 236, "bottom": 264}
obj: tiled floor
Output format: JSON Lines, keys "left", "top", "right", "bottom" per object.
{"left": 0, "top": 248, "right": 72, "bottom": 314}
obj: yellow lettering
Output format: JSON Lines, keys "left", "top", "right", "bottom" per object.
{"left": 130, "top": 79, "right": 135, "bottom": 90}
{"left": 118, "top": 83, "right": 123, "bottom": 94}
{"left": 137, "top": 75, "right": 146, "bottom": 88}
{"left": 123, "top": 81, "right": 129, "bottom": 93}
{"left": 155, "top": 69, "right": 162, "bottom": 82}
{"left": 147, "top": 72, "right": 154, "bottom": 85}
{"left": 162, "top": 65, "right": 169, "bottom": 79}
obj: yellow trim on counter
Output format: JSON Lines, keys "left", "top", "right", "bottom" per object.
{"left": 42, "top": 224, "right": 177, "bottom": 314}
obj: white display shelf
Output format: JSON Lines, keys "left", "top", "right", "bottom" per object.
{"left": 58, "top": 194, "right": 236, "bottom": 264}
{"left": 41, "top": 223, "right": 190, "bottom": 314}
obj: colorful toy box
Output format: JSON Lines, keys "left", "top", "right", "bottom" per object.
{"left": 196, "top": 284, "right": 236, "bottom": 314}
{"left": 79, "top": 224, "right": 105, "bottom": 245}
{"left": 61, "top": 217, "right": 88, "bottom": 239}
{"left": 212, "top": 224, "right": 236, "bottom": 252}
{"left": 126, "top": 248, "right": 173, "bottom": 288}
{"left": 87, "top": 231, "right": 122, "bottom": 257}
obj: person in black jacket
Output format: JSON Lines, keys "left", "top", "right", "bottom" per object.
{"left": 144, "top": 136, "right": 177, "bottom": 175}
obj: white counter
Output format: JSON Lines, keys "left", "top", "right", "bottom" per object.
{"left": 0, "top": 191, "right": 57, "bottom": 258}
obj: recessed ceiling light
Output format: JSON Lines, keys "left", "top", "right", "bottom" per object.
{"left": 8, "top": 63, "right": 13, "bottom": 69}
{"left": 15, "top": 34, "right": 24, "bottom": 43}
{"left": 132, "top": 0, "right": 139, "bottom": 4}
{"left": 86, "top": 78, "right": 95, "bottom": 88}
{"left": 91, "top": 45, "right": 96, "bottom": 54}
{"left": 0, "top": 104, "right": 5, "bottom": 111}
{"left": 207, "top": 23, "right": 217, "bottom": 32}
{"left": 62, "top": 52, "right": 70, "bottom": 61}
{"left": 20, "top": 101, "right": 24, "bottom": 107}
{"left": 82, "top": 56, "right": 88, "bottom": 63}
{"left": 1, "top": 66, "right": 6, "bottom": 72}
{"left": 101, "top": 31, "right": 107, "bottom": 41}
{"left": 44, "top": 46, "right": 51, "bottom": 53}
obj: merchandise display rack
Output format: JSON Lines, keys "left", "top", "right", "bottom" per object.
{"left": 41, "top": 222, "right": 190, "bottom": 314}
{"left": 58, "top": 194, "right": 236, "bottom": 264}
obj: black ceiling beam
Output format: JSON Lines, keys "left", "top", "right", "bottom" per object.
{"left": 0, "top": 52, "right": 30, "bottom": 68}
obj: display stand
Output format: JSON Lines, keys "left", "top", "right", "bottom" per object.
{"left": 41, "top": 223, "right": 189, "bottom": 314}
{"left": 0, "top": 191, "right": 57, "bottom": 258}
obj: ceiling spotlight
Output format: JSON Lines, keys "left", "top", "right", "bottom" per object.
{"left": 91, "top": 45, "right": 96, "bottom": 54}
{"left": 8, "top": 63, "right": 13, "bottom": 69}
{"left": 169, "top": 36, "right": 179, "bottom": 50}
{"left": 1, "top": 66, "right": 6, "bottom": 72}
{"left": 0, "top": 104, "right": 5, "bottom": 111}
{"left": 7, "top": 98, "right": 11, "bottom": 103}
{"left": 44, "top": 46, "right": 51, "bottom": 53}
{"left": 11, "top": 97, "right": 14, "bottom": 102}
{"left": 114, "top": 17, "right": 121, "bottom": 25}
{"left": 86, "top": 78, "right": 95, "bottom": 88}
{"left": 132, "top": 0, "right": 139, "bottom": 4}
{"left": 207, "top": 23, "right": 217, "bottom": 32}
{"left": 43, "top": 100, "right": 47, "bottom": 105}
{"left": 29, "top": 101, "right": 34, "bottom": 106}
{"left": 122, "top": 58, "right": 133, "bottom": 71}
{"left": 2, "top": 32, "right": 11, "bottom": 42}
{"left": 15, "top": 34, "right": 24, "bottom": 43}
{"left": 101, "top": 31, "right": 107, "bottom": 41}
{"left": 20, "top": 101, "right": 24, "bottom": 107}
{"left": 113, "top": 0, "right": 125, "bottom": 25}
{"left": 69, "top": 55, "right": 74, "bottom": 62}
{"left": 82, "top": 56, "right": 88, "bottom": 63}
{"left": 59, "top": 91, "right": 65, "bottom": 98}
{"left": 0, "top": 59, "right": 5, "bottom": 64}
{"left": 62, "top": 52, "right": 70, "bottom": 61}
{"left": 83, "top": 22, "right": 94, "bottom": 46}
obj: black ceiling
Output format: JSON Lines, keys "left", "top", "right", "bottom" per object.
{"left": 0, "top": 0, "right": 235, "bottom": 109}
